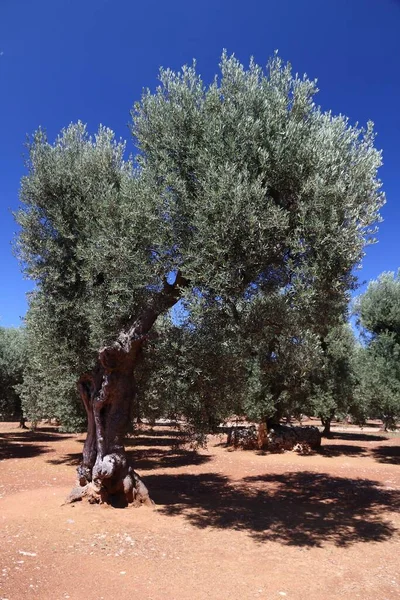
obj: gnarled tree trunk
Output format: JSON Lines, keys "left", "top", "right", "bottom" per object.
{"left": 320, "top": 410, "right": 334, "bottom": 437}
{"left": 65, "top": 272, "right": 187, "bottom": 508}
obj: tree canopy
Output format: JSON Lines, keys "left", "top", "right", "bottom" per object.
{"left": 16, "top": 53, "right": 385, "bottom": 433}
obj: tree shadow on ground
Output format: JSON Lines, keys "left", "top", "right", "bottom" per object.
{"left": 371, "top": 446, "right": 400, "bottom": 465}
{"left": 47, "top": 452, "right": 82, "bottom": 466}
{"left": 47, "top": 429, "right": 211, "bottom": 471}
{"left": 0, "top": 430, "right": 72, "bottom": 461}
{"left": 47, "top": 447, "right": 211, "bottom": 470}
{"left": 129, "top": 447, "right": 211, "bottom": 470}
{"left": 126, "top": 428, "right": 211, "bottom": 468}
{"left": 329, "top": 432, "right": 388, "bottom": 442}
{"left": 125, "top": 436, "right": 185, "bottom": 448}
{"left": 319, "top": 444, "right": 367, "bottom": 458}
{"left": 137, "top": 427, "right": 186, "bottom": 438}
{"left": 145, "top": 471, "right": 399, "bottom": 548}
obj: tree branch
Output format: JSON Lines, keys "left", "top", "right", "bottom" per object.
{"left": 99, "top": 271, "right": 189, "bottom": 364}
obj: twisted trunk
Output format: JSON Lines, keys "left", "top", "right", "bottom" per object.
{"left": 65, "top": 272, "right": 187, "bottom": 507}
{"left": 320, "top": 410, "right": 334, "bottom": 437}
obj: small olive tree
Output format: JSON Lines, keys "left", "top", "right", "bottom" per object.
{"left": 308, "top": 323, "right": 358, "bottom": 436}
{"left": 355, "top": 272, "right": 400, "bottom": 430}
{"left": 0, "top": 327, "right": 26, "bottom": 425}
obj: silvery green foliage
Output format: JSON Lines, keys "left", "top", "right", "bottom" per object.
{"left": 133, "top": 52, "right": 384, "bottom": 323}
{"left": 355, "top": 272, "right": 400, "bottom": 429}
{"left": 16, "top": 124, "right": 166, "bottom": 427}
{"left": 17, "top": 124, "right": 162, "bottom": 364}
{"left": 356, "top": 271, "right": 400, "bottom": 337}
{"left": 19, "top": 294, "right": 86, "bottom": 430}
{"left": 16, "top": 53, "right": 384, "bottom": 429}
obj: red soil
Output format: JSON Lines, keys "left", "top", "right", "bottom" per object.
{"left": 1, "top": 422, "right": 399, "bottom": 600}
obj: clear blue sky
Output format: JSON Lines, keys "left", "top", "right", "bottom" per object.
{"left": 1, "top": 0, "right": 399, "bottom": 327}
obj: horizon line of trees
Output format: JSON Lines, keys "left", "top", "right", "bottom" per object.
{"left": 1, "top": 269, "right": 400, "bottom": 434}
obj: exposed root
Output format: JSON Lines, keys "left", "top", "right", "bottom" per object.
{"left": 63, "top": 468, "right": 155, "bottom": 508}
{"left": 63, "top": 484, "right": 89, "bottom": 505}
{"left": 130, "top": 469, "right": 155, "bottom": 508}
{"left": 63, "top": 482, "right": 103, "bottom": 505}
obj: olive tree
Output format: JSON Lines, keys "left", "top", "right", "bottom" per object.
{"left": 355, "top": 272, "right": 400, "bottom": 430}
{"left": 308, "top": 323, "right": 358, "bottom": 436}
{"left": 16, "top": 53, "right": 384, "bottom": 506}
{"left": 0, "top": 327, "right": 26, "bottom": 425}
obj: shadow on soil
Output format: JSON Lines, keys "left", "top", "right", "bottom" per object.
{"left": 125, "top": 428, "right": 211, "bottom": 469}
{"left": 319, "top": 444, "right": 368, "bottom": 458}
{"left": 47, "top": 451, "right": 82, "bottom": 466}
{"left": 126, "top": 435, "right": 185, "bottom": 448}
{"left": 145, "top": 471, "right": 399, "bottom": 548}
{"left": 47, "top": 428, "right": 212, "bottom": 470}
{"left": 47, "top": 447, "right": 211, "bottom": 470}
{"left": 40, "top": 425, "right": 398, "bottom": 547}
{"left": 372, "top": 446, "right": 400, "bottom": 465}
{"left": 0, "top": 429, "right": 72, "bottom": 461}
{"left": 137, "top": 427, "right": 187, "bottom": 437}
{"left": 328, "top": 432, "right": 388, "bottom": 442}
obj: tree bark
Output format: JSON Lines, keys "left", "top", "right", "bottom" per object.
{"left": 257, "top": 421, "right": 268, "bottom": 449}
{"left": 19, "top": 415, "right": 27, "bottom": 429}
{"left": 65, "top": 272, "right": 187, "bottom": 507}
{"left": 320, "top": 413, "right": 333, "bottom": 437}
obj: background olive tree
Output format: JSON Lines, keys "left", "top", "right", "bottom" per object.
{"left": 308, "top": 322, "right": 358, "bottom": 436}
{"left": 0, "top": 327, "right": 26, "bottom": 424}
{"left": 355, "top": 271, "right": 400, "bottom": 430}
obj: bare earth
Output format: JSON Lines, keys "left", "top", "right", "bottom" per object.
{"left": 1, "top": 422, "right": 399, "bottom": 600}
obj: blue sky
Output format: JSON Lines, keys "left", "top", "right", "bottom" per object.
{"left": 0, "top": 0, "right": 399, "bottom": 327}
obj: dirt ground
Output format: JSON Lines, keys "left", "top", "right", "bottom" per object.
{"left": 1, "top": 422, "right": 399, "bottom": 600}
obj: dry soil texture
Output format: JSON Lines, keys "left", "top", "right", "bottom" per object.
{"left": 1, "top": 422, "right": 400, "bottom": 600}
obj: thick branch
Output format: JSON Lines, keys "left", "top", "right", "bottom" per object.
{"left": 104, "top": 270, "right": 189, "bottom": 361}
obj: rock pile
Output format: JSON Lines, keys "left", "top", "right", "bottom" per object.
{"left": 226, "top": 423, "right": 321, "bottom": 453}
